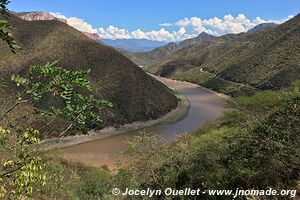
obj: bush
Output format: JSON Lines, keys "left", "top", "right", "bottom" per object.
{"left": 37, "top": 157, "right": 113, "bottom": 200}
{"left": 75, "top": 167, "right": 112, "bottom": 200}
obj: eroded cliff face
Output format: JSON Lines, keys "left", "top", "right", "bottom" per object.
{"left": 14, "top": 12, "right": 100, "bottom": 40}
{"left": 82, "top": 32, "right": 100, "bottom": 40}
{"left": 17, "top": 11, "right": 67, "bottom": 22}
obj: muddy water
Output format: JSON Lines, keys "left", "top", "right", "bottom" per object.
{"left": 60, "top": 78, "right": 226, "bottom": 168}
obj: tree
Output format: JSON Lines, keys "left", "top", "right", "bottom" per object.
{"left": 9, "top": 62, "right": 112, "bottom": 135}
{"left": 0, "top": 0, "right": 18, "bottom": 52}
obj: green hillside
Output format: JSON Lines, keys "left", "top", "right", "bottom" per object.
{"left": 0, "top": 14, "right": 178, "bottom": 135}
{"left": 122, "top": 32, "right": 216, "bottom": 68}
{"left": 146, "top": 14, "right": 300, "bottom": 96}
{"left": 121, "top": 42, "right": 179, "bottom": 67}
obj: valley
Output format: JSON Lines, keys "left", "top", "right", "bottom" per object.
{"left": 0, "top": 2, "right": 299, "bottom": 199}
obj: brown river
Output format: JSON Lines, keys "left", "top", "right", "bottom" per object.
{"left": 59, "top": 77, "right": 226, "bottom": 168}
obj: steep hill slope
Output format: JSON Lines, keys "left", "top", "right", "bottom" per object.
{"left": 122, "top": 32, "right": 216, "bottom": 67}
{"left": 247, "top": 22, "right": 278, "bottom": 33}
{"left": 177, "top": 32, "right": 216, "bottom": 48}
{"left": 153, "top": 14, "right": 300, "bottom": 96}
{"left": 0, "top": 14, "right": 178, "bottom": 129}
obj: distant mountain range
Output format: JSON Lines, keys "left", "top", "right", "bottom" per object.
{"left": 101, "top": 38, "right": 168, "bottom": 52}
{"left": 103, "top": 32, "right": 214, "bottom": 53}
{"left": 0, "top": 13, "right": 178, "bottom": 135}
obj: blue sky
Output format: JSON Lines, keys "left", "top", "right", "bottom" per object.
{"left": 8, "top": 0, "right": 300, "bottom": 41}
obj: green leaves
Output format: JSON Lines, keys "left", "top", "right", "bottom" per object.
{"left": 13, "top": 157, "right": 45, "bottom": 198}
{"left": 0, "top": 0, "right": 19, "bottom": 52}
{"left": 0, "top": 126, "right": 45, "bottom": 199}
{"left": 11, "top": 74, "right": 28, "bottom": 86}
{"left": 0, "top": 0, "right": 10, "bottom": 14}
{"left": 0, "top": 19, "right": 19, "bottom": 52}
{"left": 13, "top": 62, "right": 112, "bottom": 132}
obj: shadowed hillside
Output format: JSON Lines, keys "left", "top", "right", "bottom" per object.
{"left": 151, "top": 14, "right": 300, "bottom": 96}
{"left": 0, "top": 14, "right": 178, "bottom": 133}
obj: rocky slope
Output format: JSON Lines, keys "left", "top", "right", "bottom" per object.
{"left": 14, "top": 11, "right": 67, "bottom": 22}
{"left": 82, "top": 32, "right": 100, "bottom": 40}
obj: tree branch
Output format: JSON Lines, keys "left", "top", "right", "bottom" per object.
{"left": 58, "top": 123, "right": 73, "bottom": 138}
{"left": 39, "top": 116, "right": 57, "bottom": 131}
{"left": 0, "top": 99, "right": 29, "bottom": 122}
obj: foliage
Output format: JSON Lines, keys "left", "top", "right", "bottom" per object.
{"left": 0, "top": 0, "right": 18, "bottom": 51}
{"left": 0, "top": 127, "right": 45, "bottom": 199}
{"left": 225, "top": 86, "right": 300, "bottom": 189}
{"left": 11, "top": 62, "right": 113, "bottom": 133}
{"left": 75, "top": 167, "right": 112, "bottom": 200}
{"left": 115, "top": 132, "right": 166, "bottom": 193}
{"left": 37, "top": 157, "right": 112, "bottom": 200}
{"left": 1, "top": 62, "right": 113, "bottom": 198}
{"left": 1, "top": 62, "right": 113, "bottom": 199}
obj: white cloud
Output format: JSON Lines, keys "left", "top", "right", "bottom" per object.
{"left": 50, "top": 12, "right": 293, "bottom": 41}
{"left": 159, "top": 23, "right": 173, "bottom": 27}
{"left": 253, "top": 15, "right": 293, "bottom": 24}
{"left": 174, "top": 14, "right": 293, "bottom": 36}
{"left": 98, "top": 25, "right": 131, "bottom": 39}
{"left": 51, "top": 12, "right": 97, "bottom": 33}
{"left": 97, "top": 27, "right": 193, "bottom": 41}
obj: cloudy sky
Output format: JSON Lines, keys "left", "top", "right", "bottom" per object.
{"left": 9, "top": 0, "right": 300, "bottom": 41}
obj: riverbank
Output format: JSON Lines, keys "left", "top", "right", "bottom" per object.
{"left": 154, "top": 75, "right": 231, "bottom": 101}
{"left": 40, "top": 91, "right": 190, "bottom": 151}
